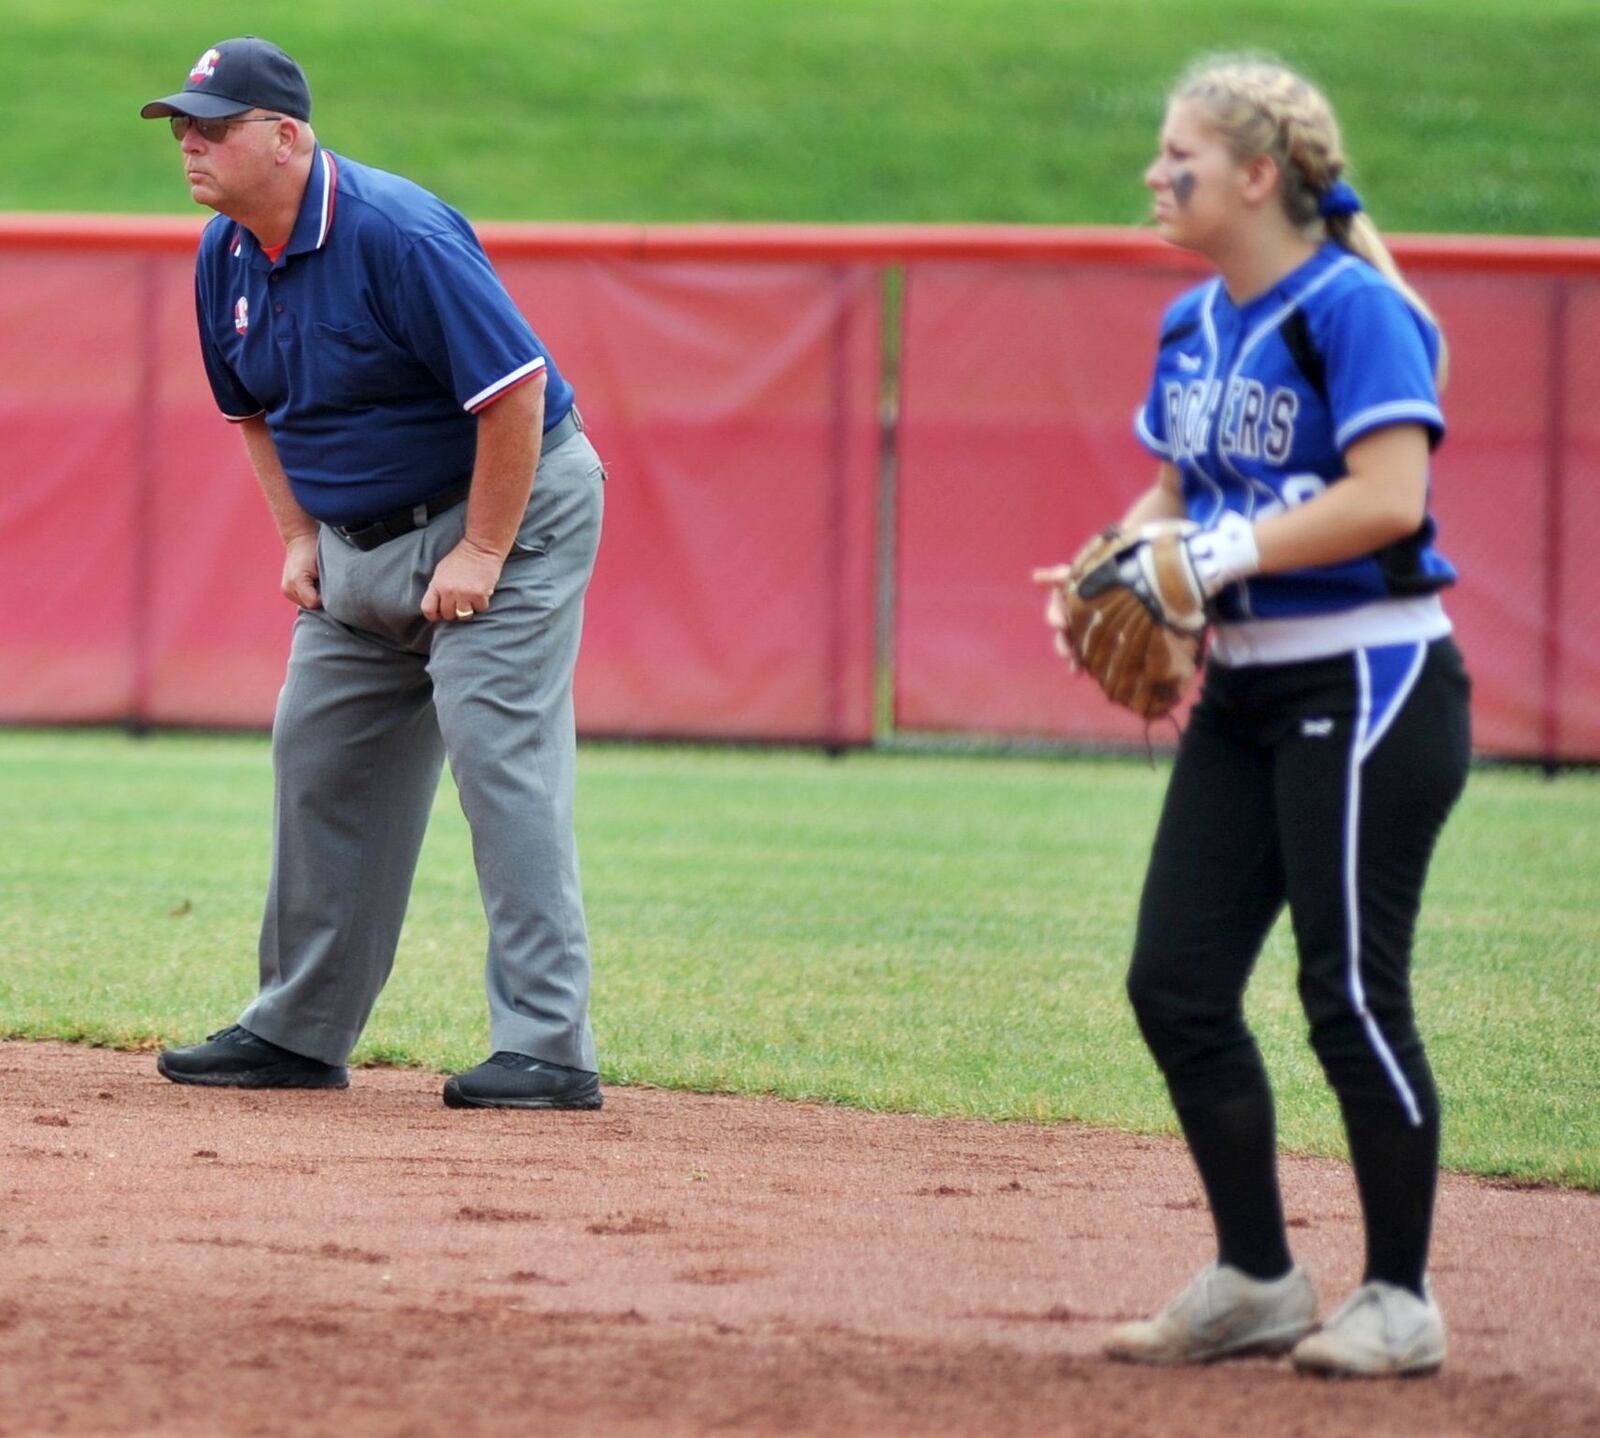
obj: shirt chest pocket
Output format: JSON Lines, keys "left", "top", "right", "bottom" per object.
{"left": 306, "top": 320, "right": 387, "bottom": 406}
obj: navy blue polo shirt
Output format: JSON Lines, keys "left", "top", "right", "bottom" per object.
{"left": 194, "top": 146, "right": 575, "bottom": 525}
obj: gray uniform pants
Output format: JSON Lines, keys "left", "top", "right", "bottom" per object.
{"left": 239, "top": 428, "right": 605, "bottom": 1071}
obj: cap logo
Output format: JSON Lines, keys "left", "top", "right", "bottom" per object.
{"left": 234, "top": 296, "right": 250, "bottom": 336}
{"left": 190, "top": 48, "right": 221, "bottom": 85}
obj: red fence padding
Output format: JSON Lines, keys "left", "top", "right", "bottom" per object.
{"left": 895, "top": 262, "right": 1196, "bottom": 745}
{"left": 3, "top": 219, "right": 1599, "bottom": 759}
{"left": 894, "top": 259, "right": 1600, "bottom": 761}
{"left": 0, "top": 244, "right": 881, "bottom": 743}
{"left": 11, "top": 215, "right": 1600, "bottom": 273}
{"left": 503, "top": 259, "right": 882, "bottom": 743}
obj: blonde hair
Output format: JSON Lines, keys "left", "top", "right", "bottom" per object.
{"left": 1173, "top": 56, "right": 1448, "bottom": 386}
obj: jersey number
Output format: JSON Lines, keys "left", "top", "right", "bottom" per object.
{"left": 1251, "top": 473, "right": 1327, "bottom": 521}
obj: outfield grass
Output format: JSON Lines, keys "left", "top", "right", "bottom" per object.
{"left": 1, "top": 729, "right": 1595, "bottom": 1188}
{"left": 3, "top": 0, "right": 1597, "bottom": 233}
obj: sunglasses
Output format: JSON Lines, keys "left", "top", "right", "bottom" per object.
{"left": 169, "top": 114, "right": 284, "bottom": 143}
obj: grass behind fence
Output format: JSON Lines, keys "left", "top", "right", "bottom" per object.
{"left": 2, "top": 730, "right": 1595, "bottom": 1187}
{"left": 2, "top": 0, "right": 1598, "bottom": 233}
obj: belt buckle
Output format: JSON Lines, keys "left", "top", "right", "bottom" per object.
{"left": 337, "top": 517, "right": 385, "bottom": 550}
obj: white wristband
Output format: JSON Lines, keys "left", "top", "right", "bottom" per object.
{"left": 1186, "top": 511, "right": 1260, "bottom": 598}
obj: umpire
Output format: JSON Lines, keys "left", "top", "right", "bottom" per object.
{"left": 144, "top": 37, "right": 607, "bottom": 1110}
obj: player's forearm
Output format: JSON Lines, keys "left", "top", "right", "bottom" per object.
{"left": 1116, "top": 432, "right": 1429, "bottom": 603}
{"left": 461, "top": 375, "right": 546, "bottom": 560}
{"left": 1252, "top": 426, "right": 1429, "bottom": 575}
{"left": 1253, "top": 480, "right": 1425, "bottom": 573}
{"left": 239, "top": 416, "right": 318, "bottom": 545}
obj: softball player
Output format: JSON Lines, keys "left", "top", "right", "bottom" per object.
{"left": 1074, "top": 58, "right": 1471, "bottom": 1376}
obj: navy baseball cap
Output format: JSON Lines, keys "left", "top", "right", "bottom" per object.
{"left": 140, "top": 37, "right": 311, "bottom": 121}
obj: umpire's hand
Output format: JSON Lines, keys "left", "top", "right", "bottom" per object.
{"left": 282, "top": 531, "right": 322, "bottom": 610}
{"left": 423, "top": 537, "right": 503, "bottom": 623}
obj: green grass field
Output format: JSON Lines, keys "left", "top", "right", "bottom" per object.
{"left": 1, "top": 730, "right": 1595, "bottom": 1188}
{"left": 3, "top": 0, "right": 1597, "bottom": 233}
{"left": 4, "top": 0, "right": 1597, "bottom": 1192}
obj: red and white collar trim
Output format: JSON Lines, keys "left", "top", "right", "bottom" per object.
{"left": 228, "top": 149, "right": 338, "bottom": 261}
{"left": 314, "top": 149, "right": 338, "bottom": 250}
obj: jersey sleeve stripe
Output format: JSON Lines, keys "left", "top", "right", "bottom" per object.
{"left": 222, "top": 408, "right": 267, "bottom": 423}
{"left": 1335, "top": 400, "right": 1445, "bottom": 451}
{"left": 464, "top": 357, "right": 547, "bottom": 414}
{"left": 1134, "top": 406, "right": 1173, "bottom": 459}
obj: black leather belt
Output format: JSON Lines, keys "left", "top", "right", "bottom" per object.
{"left": 332, "top": 407, "right": 583, "bottom": 552}
{"left": 334, "top": 481, "right": 470, "bottom": 551}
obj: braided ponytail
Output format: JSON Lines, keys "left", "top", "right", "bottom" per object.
{"left": 1173, "top": 55, "right": 1449, "bottom": 387}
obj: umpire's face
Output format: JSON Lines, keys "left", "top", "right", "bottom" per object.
{"left": 172, "top": 110, "right": 296, "bottom": 215}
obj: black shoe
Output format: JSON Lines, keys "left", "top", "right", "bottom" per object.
{"left": 156, "top": 1025, "right": 349, "bottom": 1089}
{"left": 442, "top": 1052, "right": 603, "bottom": 1110}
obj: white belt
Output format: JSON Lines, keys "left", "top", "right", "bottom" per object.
{"left": 1209, "top": 595, "right": 1452, "bottom": 667}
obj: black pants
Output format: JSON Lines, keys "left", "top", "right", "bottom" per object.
{"left": 1127, "top": 636, "right": 1470, "bottom": 1286}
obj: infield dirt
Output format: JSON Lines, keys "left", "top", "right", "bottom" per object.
{"left": 1, "top": 1041, "right": 1595, "bottom": 1437}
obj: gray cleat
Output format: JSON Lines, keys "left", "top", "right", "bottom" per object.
{"left": 1105, "top": 1262, "right": 1317, "bottom": 1365}
{"left": 1292, "top": 1279, "right": 1446, "bottom": 1378}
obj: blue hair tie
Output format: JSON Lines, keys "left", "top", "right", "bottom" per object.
{"left": 1318, "top": 179, "right": 1364, "bottom": 219}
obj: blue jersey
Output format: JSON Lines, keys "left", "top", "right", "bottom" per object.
{"left": 1135, "top": 243, "right": 1455, "bottom": 626}
{"left": 195, "top": 147, "right": 575, "bottom": 525}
